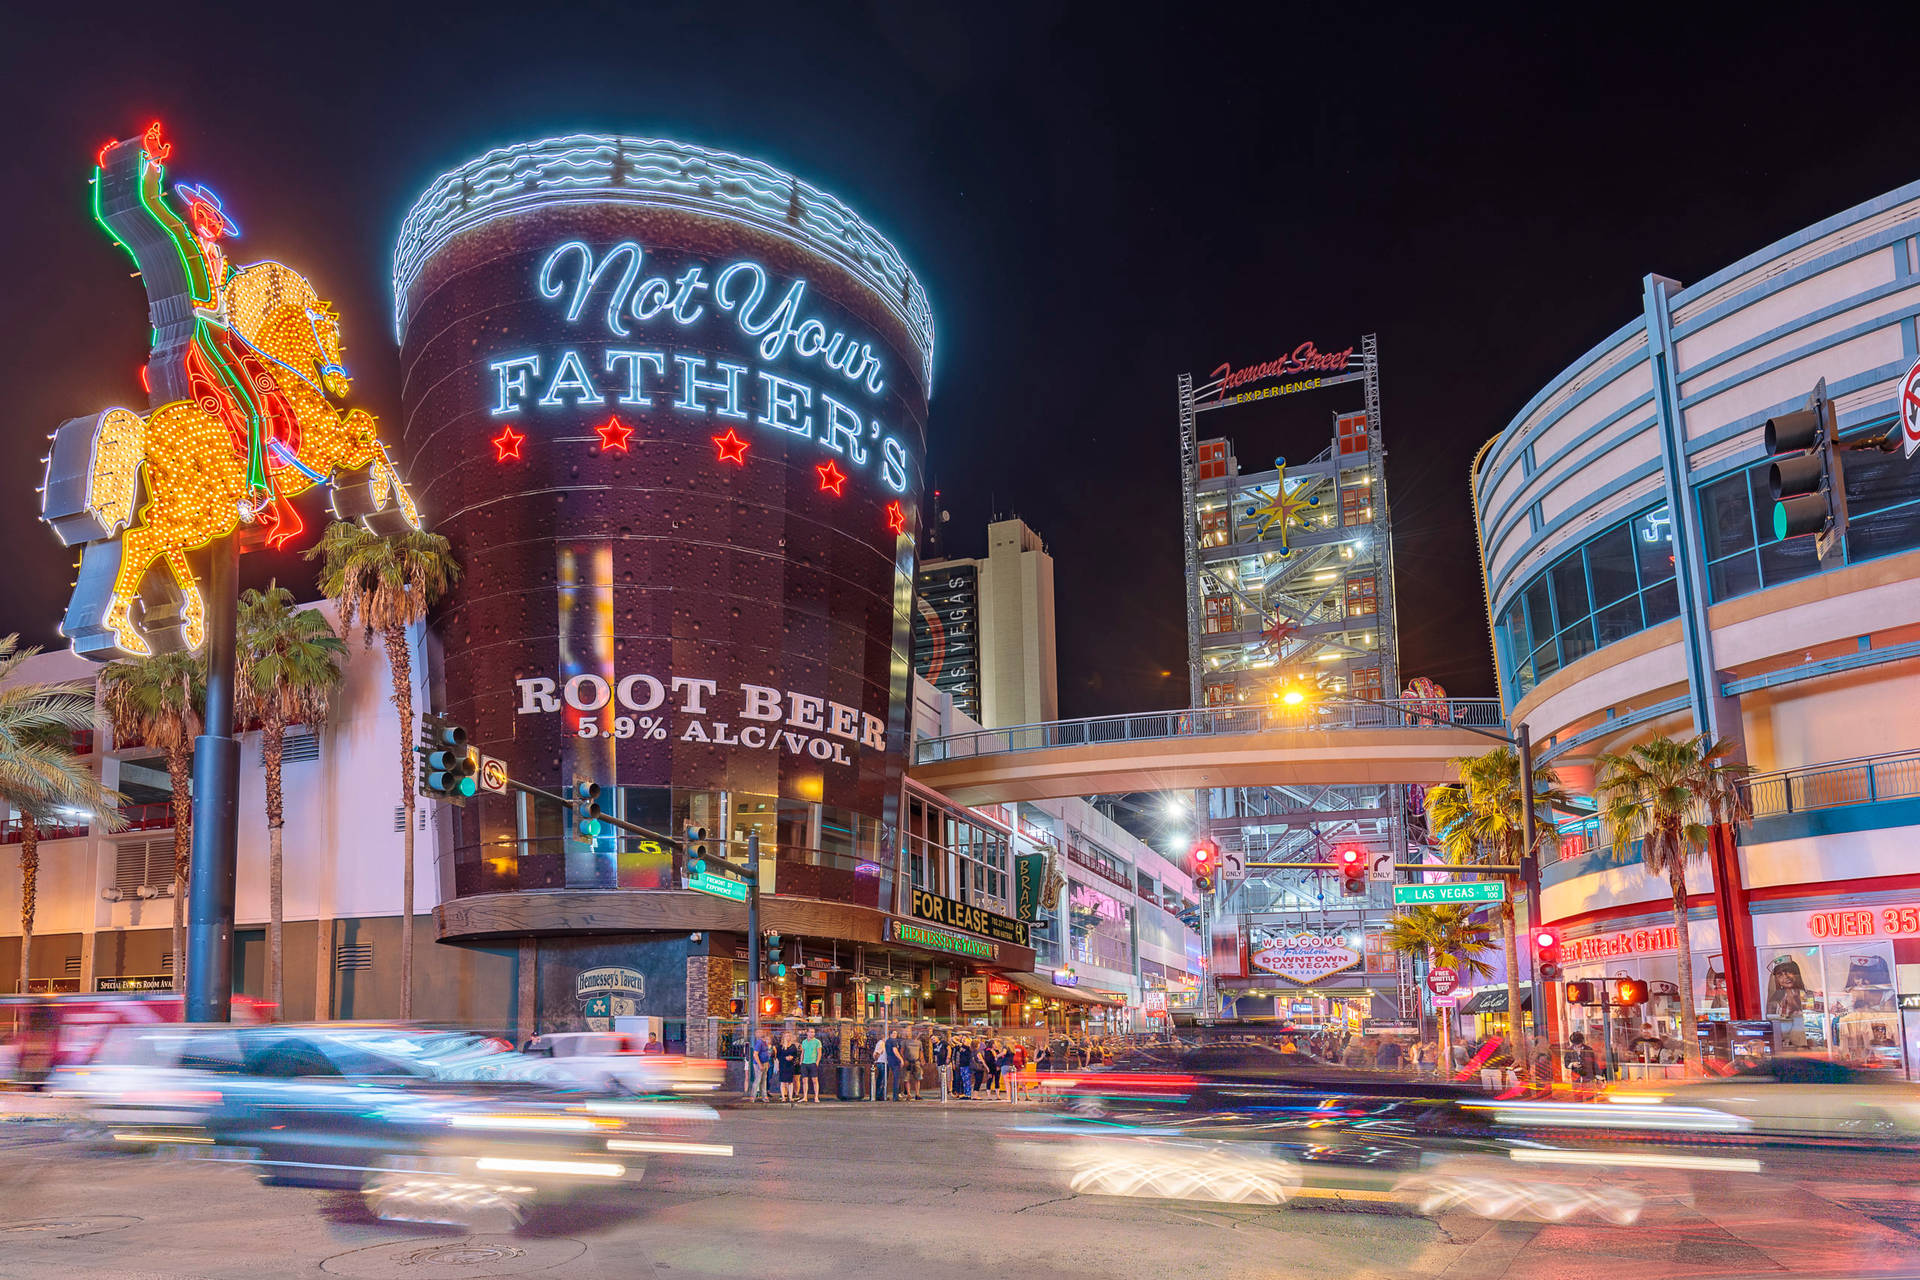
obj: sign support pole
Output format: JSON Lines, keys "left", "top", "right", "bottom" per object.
{"left": 746, "top": 830, "right": 760, "bottom": 1090}
{"left": 186, "top": 534, "right": 241, "bottom": 1022}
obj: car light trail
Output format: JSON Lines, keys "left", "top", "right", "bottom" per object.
{"left": 606, "top": 1138, "right": 734, "bottom": 1157}
{"left": 1508, "top": 1148, "right": 1762, "bottom": 1173}
{"left": 475, "top": 1157, "right": 626, "bottom": 1178}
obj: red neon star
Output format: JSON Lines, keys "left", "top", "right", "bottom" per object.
{"left": 491, "top": 424, "right": 525, "bottom": 462}
{"left": 712, "top": 428, "right": 750, "bottom": 465}
{"left": 884, "top": 500, "right": 907, "bottom": 535}
{"left": 594, "top": 414, "right": 633, "bottom": 453}
{"left": 816, "top": 459, "right": 847, "bottom": 496}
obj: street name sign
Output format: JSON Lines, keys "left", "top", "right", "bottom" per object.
{"left": 1394, "top": 882, "right": 1505, "bottom": 906}
{"left": 687, "top": 870, "right": 748, "bottom": 902}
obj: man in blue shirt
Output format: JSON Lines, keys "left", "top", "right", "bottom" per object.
{"left": 749, "top": 1030, "right": 772, "bottom": 1102}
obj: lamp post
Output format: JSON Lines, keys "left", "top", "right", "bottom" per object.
{"left": 1272, "top": 685, "right": 1548, "bottom": 1037}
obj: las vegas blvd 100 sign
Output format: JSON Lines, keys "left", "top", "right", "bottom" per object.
{"left": 1395, "top": 882, "right": 1505, "bottom": 906}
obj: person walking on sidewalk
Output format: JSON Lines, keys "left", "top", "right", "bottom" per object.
{"left": 748, "top": 1029, "right": 772, "bottom": 1102}
{"left": 953, "top": 1035, "right": 975, "bottom": 1098}
{"left": 799, "top": 1027, "right": 823, "bottom": 1102}
{"left": 1000, "top": 1039, "right": 1022, "bottom": 1103}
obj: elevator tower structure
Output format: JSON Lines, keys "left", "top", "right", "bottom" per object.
{"left": 1176, "top": 335, "right": 1412, "bottom": 1013}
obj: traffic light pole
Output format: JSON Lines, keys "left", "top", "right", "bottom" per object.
{"left": 746, "top": 830, "right": 760, "bottom": 1088}
{"left": 1518, "top": 722, "right": 1545, "bottom": 1041}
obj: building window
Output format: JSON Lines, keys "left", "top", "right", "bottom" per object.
{"left": 1345, "top": 574, "right": 1377, "bottom": 618}
{"left": 1068, "top": 882, "right": 1132, "bottom": 972}
{"left": 1496, "top": 501, "right": 1676, "bottom": 702}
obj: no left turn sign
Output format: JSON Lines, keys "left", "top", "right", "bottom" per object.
{"left": 1900, "top": 354, "right": 1920, "bottom": 460}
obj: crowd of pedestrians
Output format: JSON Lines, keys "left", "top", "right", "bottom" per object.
{"left": 742, "top": 1025, "right": 1128, "bottom": 1104}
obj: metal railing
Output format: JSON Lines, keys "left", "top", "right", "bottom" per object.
{"left": 1744, "top": 749, "right": 1920, "bottom": 820}
{"left": 913, "top": 698, "right": 1506, "bottom": 765}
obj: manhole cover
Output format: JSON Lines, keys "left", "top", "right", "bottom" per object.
{"left": 321, "top": 1234, "right": 587, "bottom": 1278}
{"left": 0, "top": 1215, "right": 141, "bottom": 1239}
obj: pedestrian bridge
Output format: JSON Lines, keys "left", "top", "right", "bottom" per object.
{"left": 907, "top": 699, "right": 1507, "bottom": 805}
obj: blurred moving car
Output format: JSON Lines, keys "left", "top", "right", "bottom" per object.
{"left": 52, "top": 1023, "right": 729, "bottom": 1227}
{"left": 1627, "top": 1055, "right": 1920, "bottom": 1141}
{"left": 1022, "top": 1042, "right": 1649, "bottom": 1225}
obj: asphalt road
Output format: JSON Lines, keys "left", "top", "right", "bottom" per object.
{"left": 3, "top": 1102, "right": 1920, "bottom": 1279}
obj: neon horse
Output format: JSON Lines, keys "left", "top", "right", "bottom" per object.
{"left": 41, "top": 123, "right": 417, "bottom": 659}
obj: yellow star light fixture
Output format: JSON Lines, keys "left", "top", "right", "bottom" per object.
{"left": 1244, "top": 459, "right": 1319, "bottom": 556}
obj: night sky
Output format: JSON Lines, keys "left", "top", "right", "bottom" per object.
{"left": 3, "top": 4, "right": 1913, "bottom": 716}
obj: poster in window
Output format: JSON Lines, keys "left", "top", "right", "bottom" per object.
{"left": 1763, "top": 948, "right": 1826, "bottom": 1050}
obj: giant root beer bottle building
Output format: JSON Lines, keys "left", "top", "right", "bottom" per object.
{"left": 393, "top": 135, "right": 1033, "bottom": 1044}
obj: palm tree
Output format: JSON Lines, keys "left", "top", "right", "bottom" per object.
{"left": 1382, "top": 905, "right": 1498, "bottom": 980}
{"left": 1596, "top": 734, "right": 1752, "bottom": 1065}
{"left": 308, "top": 524, "right": 461, "bottom": 1018}
{"left": 1383, "top": 904, "right": 1498, "bottom": 1070}
{"left": 0, "top": 635, "right": 125, "bottom": 991}
{"left": 237, "top": 585, "right": 347, "bottom": 1016}
{"left": 1426, "top": 746, "right": 1569, "bottom": 1053}
{"left": 100, "top": 651, "right": 205, "bottom": 991}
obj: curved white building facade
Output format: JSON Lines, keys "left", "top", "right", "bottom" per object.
{"left": 1475, "top": 180, "right": 1920, "bottom": 1069}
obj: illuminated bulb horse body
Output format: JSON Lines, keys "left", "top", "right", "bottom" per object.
{"left": 41, "top": 125, "right": 417, "bottom": 659}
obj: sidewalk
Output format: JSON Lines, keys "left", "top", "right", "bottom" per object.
{"left": 712, "top": 1091, "right": 1047, "bottom": 1111}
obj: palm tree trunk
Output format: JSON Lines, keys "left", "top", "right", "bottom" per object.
{"left": 1502, "top": 901, "right": 1523, "bottom": 1060}
{"left": 384, "top": 626, "right": 415, "bottom": 1021}
{"left": 167, "top": 745, "right": 194, "bottom": 994}
{"left": 1671, "top": 866, "right": 1697, "bottom": 1067}
{"left": 264, "top": 717, "right": 285, "bottom": 1018}
{"left": 19, "top": 819, "right": 38, "bottom": 994}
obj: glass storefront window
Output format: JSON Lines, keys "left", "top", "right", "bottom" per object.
{"left": 1826, "top": 942, "right": 1901, "bottom": 1069}
{"left": 1762, "top": 947, "right": 1827, "bottom": 1052}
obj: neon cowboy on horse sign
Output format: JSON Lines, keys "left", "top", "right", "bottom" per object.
{"left": 40, "top": 123, "right": 418, "bottom": 659}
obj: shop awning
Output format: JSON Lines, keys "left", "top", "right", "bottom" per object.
{"left": 1005, "top": 970, "right": 1124, "bottom": 1006}
{"left": 1458, "top": 988, "right": 1533, "bottom": 1015}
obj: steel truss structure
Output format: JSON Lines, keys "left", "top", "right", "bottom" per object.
{"left": 1176, "top": 336, "right": 1415, "bottom": 1020}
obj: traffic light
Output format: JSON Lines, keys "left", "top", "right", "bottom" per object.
{"left": 685, "top": 825, "right": 710, "bottom": 874}
{"left": 759, "top": 995, "right": 779, "bottom": 1018}
{"left": 1338, "top": 846, "right": 1366, "bottom": 896}
{"left": 1765, "top": 378, "right": 1847, "bottom": 558}
{"left": 570, "top": 781, "right": 604, "bottom": 837}
{"left": 1615, "top": 977, "right": 1648, "bottom": 1008}
{"left": 1535, "top": 928, "right": 1562, "bottom": 981}
{"left": 1189, "top": 838, "right": 1219, "bottom": 893}
{"left": 1565, "top": 980, "right": 1593, "bottom": 1005}
{"left": 416, "top": 714, "right": 477, "bottom": 799}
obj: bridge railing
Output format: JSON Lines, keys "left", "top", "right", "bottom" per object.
{"left": 913, "top": 698, "right": 1507, "bottom": 764}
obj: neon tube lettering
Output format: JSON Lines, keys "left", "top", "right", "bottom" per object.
{"left": 538, "top": 349, "right": 601, "bottom": 408}
{"left": 757, "top": 371, "right": 813, "bottom": 436}
{"left": 818, "top": 392, "right": 869, "bottom": 464}
{"left": 541, "top": 240, "right": 643, "bottom": 337}
{"left": 491, "top": 355, "right": 541, "bottom": 415}
{"left": 674, "top": 355, "right": 747, "bottom": 420}
{"left": 604, "top": 350, "right": 666, "bottom": 406}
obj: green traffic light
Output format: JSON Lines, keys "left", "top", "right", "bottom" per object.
{"left": 689, "top": 858, "right": 706, "bottom": 875}
{"left": 581, "top": 817, "right": 602, "bottom": 838}
{"left": 457, "top": 776, "right": 477, "bottom": 798}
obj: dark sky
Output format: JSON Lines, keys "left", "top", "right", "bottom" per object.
{"left": 3, "top": 4, "right": 1913, "bottom": 716}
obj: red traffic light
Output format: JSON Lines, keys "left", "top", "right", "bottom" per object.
{"left": 1339, "top": 846, "right": 1363, "bottom": 868}
{"left": 1615, "top": 978, "right": 1648, "bottom": 1007}
{"left": 1191, "top": 841, "right": 1214, "bottom": 865}
{"left": 1534, "top": 928, "right": 1559, "bottom": 950}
